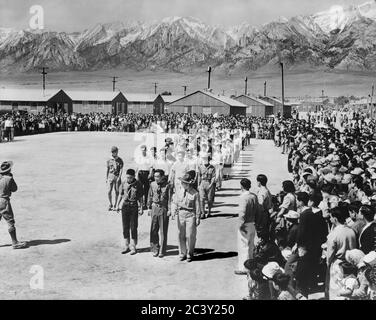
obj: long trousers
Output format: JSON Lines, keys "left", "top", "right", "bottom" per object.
{"left": 150, "top": 211, "right": 169, "bottom": 254}
{"left": 237, "top": 222, "right": 256, "bottom": 271}
{"left": 138, "top": 171, "right": 150, "bottom": 207}
{"left": 122, "top": 205, "right": 139, "bottom": 241}
{"left": 177, "top": 210, "right": 197, "bottom": 258}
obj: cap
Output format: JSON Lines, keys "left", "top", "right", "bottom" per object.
{"left": 111, "top": 146, "right": 118, "bottom": 153}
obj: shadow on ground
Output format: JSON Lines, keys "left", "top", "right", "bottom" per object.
{"left": 27, "top": 239, "right": 71, "bottom": 247}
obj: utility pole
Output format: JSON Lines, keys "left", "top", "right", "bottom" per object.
{"left": 112, "top": 76, "right": 119, "bottom": 92}
{"left": 264, "top": 81, "right": 267, "bottom": 97}
{"left": 154, "top": 82, "right": 158, "bottom": 95}
{"left": 40, "top": 67, "right": 49, "bottom": 93}
{"left": 182, "top": 85, "right": 187, "bottom": 96}
{"left": 371, "top": 84, "right": 374, "bottom": 119}
{"left": 280, "top": 62, "right": 285, "bottom": 117}
{"left": 321, "top": 89, "right": 325, "bottom": 112}
{"left": 207, "top": 66, "right": 212, "bottom": 90}
{"left": 244, "top": 77, "right": 248, "bottom": 95}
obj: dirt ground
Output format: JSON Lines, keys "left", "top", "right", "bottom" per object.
{"left": 0, "top": 133, "right": 292, "bottom": 300}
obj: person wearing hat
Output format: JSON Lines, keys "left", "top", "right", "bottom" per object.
{"left": 117, "top": 169, "right": 144, "bottom": 255}
{"left": 197, "top": 152, "right": 216, "bottom": 219}
{"left": 172, "top": 173, "right": 201, "bottom": 263}
{"left": 146, "top": 169, "right": 171, "bottom": 258}
{"left": 284, "top": 210, "right": 299, "bottom": 249}
{"left": 106, "top": 146, "right": 124, "bottom": 211}
{"left": 0, "top": 161, "right": 27, "bottom": 249}
{"left": 135, "top": 145, "right": 153, "bottom": 210}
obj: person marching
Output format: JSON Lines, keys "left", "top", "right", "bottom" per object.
{"left": 198, "top": 153, "right": 216, "bottom": 219}
{"left": 211, "top": 144, "right": 224, "bottom": 191}
{"left": 135, "top": 145, "right": 153, "bottom": 210}
{"left": 172, "top": 173, "right": 201, "bottom": 263}
{"left": 117, "top": 169, "right": 144, "bottom": 255}
{"left": 0, "top": 161, "right": 27, "bottom": 249}
{"left": 169, "top": 149, "right": 189, "bottom": 198}
{"left": 106, "top": 146, "right": 124, "bottom": 212}
{"left": 146, "top": 169, "right": 171, "bottom": 258}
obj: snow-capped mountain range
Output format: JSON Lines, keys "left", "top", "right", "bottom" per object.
{"left": 2, "top": 0, "right": 376, "bottom": 73}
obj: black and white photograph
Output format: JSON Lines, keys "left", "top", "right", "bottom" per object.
{"left": 1, "top": 0, "right": 376, "bottom": 305}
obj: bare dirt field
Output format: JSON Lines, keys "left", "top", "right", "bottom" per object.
{"left": 0, "top": 133, "right": 291, "bottom": 300}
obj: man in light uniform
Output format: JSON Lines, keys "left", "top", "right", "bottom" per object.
{"left": 0, "top": 161, "right": 27, "bottom": 249}
{"left": 235, "top": 178, "right": 259, "bottom": 275}
{"left": 135, "top": 145, "right": 153, "bottom": 209}
{"left": 169, "top": 149, "right": 189, "bottom": 197}
{"left": 146, "top": 169, "right": 171, "bottom": 258}
{"left": 198, "top": 153, "right": 216, "bottom": 219}
{"left": 172, "top": 173, "right": 201, "bottom": 263}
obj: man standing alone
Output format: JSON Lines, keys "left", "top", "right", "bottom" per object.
{"left": 106, "top": 146, "right": 124, "bottom": 211}
{"left": 235, "top": 178, "right": 259, "bottom": 275}
{"left": 0, "top": 161, "right": 27, "bottom": 249}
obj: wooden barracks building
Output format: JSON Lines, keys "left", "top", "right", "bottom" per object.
{"left": 65, "top": 90, "right": 127, "bottom": 115}
{"left": 0, "top": 89, "right": 73, "bottom": 114}
{"left": 167, "top": 90, "right": 247, "bottom": 116}
{"left": 234, "top": 94, "right": 274, "bottom": 117}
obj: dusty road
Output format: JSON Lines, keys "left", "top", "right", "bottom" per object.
{"left": 0, "top": 133, "right": 290, "bottom": 300}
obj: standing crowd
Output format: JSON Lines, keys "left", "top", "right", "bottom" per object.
{"left": 237, "top": 110, "right": 376, "bottom": 300}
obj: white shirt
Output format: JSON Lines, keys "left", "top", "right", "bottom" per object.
{"left": 136, "top": 155, "right": 153, "bottom": 171}
{"left": 4, "top": 119, "right": 13, "bottom": 128}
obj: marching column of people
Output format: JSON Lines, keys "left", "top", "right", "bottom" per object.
{"left": 106, "top": 127, "right": 246, "bottom": 262}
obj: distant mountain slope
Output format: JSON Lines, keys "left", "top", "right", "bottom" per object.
{"left": 1, "top": 1, "right": 376, "bottom": 73}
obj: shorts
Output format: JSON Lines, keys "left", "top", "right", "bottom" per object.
{"left": 0, "top": 198, "right": 15, "bottom": 230}
{"left": 107, "top": 175, "right": 121, "bottom": 192}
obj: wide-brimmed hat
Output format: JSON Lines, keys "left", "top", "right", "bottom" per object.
{"left": 0, "top": 161, "right": 13, "bottom": 174}
{"left": 262, "top": 262, "right": 284, "bottom": 280}
{"left": 351, "top": 168, "right": 364, "bottom": 176}
{"left": 284, "top": 210, "right": 300, "bottom": 220}
{"left": 178, "top": 173, "right": 194, "bottom": 185}
{"left": 339, "top": 166, "right": 348, "bottom": 173}
{"left": 345, "top": 249, "right": 366, "bottom": 269}
{"left": 362, "top": 251, "right": 376, "bottom": 267}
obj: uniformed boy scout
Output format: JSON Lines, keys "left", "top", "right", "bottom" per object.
{"left": 117, "top": 169, "right": 143, "bottom": 255}
{"left": 106, "top": 146, "right": 124, "bottom": 211}
{"left": 172, "top": 173, "right": 201, "bottom": 263}
{"left": 198, "top": 153, "right": 216, "bottom": 219}
{"left": 0, "top": 161, "right": 27, "bottom": 249}
{"left": 146, "top": 169, "right": 171, "bottom": 258}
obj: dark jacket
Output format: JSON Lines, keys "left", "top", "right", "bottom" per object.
{"left": 297, "top": 208, "right": 328, "bottom": 257}
{"left": 359, "top": 222, "right": 376, "bottom": 255}
{"left": 286, "top": 223, "right": 299, "bottom": 248}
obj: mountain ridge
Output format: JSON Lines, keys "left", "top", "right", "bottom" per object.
{"left": 1, "top": 1, "right": 376, "bottom": 73}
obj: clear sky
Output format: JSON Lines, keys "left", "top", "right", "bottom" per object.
{"left": 0, "top": 0, "right": 371, "bottom": 32}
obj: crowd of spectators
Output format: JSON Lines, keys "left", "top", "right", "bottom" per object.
{"left": 242, "top": 110, "right": 376, "bottom": 300}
